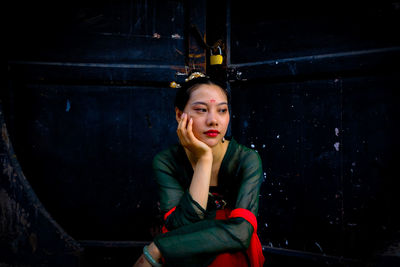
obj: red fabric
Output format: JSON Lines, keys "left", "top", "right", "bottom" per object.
{"left": 209, "top": 209, "right": 249, "bottom": 267}
{"left": 163, "top": 207, "right": 177, "bottom": 220}
{"left": 162, "top": 207, "right": 265, "bottom": 267}
{"left": 162, "top": 207, "right": 176, "bottom": 233}
{"left": 229, "top": 208, "right": 265, "bottom": 267}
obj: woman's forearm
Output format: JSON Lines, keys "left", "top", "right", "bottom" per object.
{"left": 189, "top": 155, "right": 213, "bottom": 210}
{"left": 133, "top": 242, "right": 161, "bottom": 267}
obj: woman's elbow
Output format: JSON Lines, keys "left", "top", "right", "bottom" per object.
{"left": 236, "top": 221, "right": 254, "bottom": 249}
{"left": 240, "top": 232, "right": 253, "bottom": 249}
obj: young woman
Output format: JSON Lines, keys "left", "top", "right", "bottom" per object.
{"left": 133, "top": 73, "right": 265, "bottom": 267}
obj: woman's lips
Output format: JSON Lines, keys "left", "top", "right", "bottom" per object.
{"left": 204, "top": 130, "right": 219, "bottom": 137}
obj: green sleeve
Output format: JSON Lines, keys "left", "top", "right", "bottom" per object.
{"left": 235, "top": 149, "right": 263, "bottom": 216}
{"left": 153, "top": 149, "right": 264, "bottom": 267}
{"left": 153, "top": 152, "right": 214, "bottom": 231}
{"left": 154, "top": 217, "right": 252, "bottom": 266}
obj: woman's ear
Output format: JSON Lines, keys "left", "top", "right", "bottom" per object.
{"left": 175, "top": 107, "right": 183, "bottom": 123}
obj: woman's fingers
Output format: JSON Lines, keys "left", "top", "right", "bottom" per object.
{"left": 177, "top": 113, "right": 185, "bottom": 130}
{"left": 186, "top": 116, "right": 192, "bottom": 132}
{"left": 178, "top": 113, "right": 196, "bottom": 147}
{"left": 184, "top": 117, "right": 201, "bottom": 146}
{"left": 177, "top": 113, "right": 189, "bottom": 145}
{"left": 186, "top": 117, "right": 196, "bottom": 142}
{"left": 176, "top": 113, "right": 211, "bottom": 157}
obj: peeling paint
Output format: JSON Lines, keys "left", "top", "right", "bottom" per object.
{"left": 2, "top": 159, "right": 13, "bottom": 178}
{"left": 171, "top": 33, "right": 181, "bottom": 39}
{"left": 66, "top": 99, "right": 71, "bottom": 112}
{"left": 0, "top": 189, "right": 30, "bottom": 237}
{"left": 288, "top": 62, "right": 297, "bottom": 75}
{"left": 335, "top": 128, "right": 339, "bottom": 136}
{"left": 315, "top": 242, "right": 324, "bottom": 253}
{"left": 29, "top": 233, "right": 38, "bottom": 253}
{"left": 2, "top": 123, "right": 10, "bottom": 149}
{"left": 334, "top": 142, "right": 340, "bottom": 151}
{"left": 188, "top": 53, "right": 205, "bottom": 59}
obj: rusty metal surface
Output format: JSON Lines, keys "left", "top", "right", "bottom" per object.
{"left": 185, "top": 0, "right": 207, "bottom": 73}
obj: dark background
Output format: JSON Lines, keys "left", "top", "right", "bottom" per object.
{"left": 2, "top": 0, "right": 400, "bottom": 266}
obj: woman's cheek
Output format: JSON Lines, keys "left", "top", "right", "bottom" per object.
{"left": 191, "top": 120, "right": 202, "bottom": 138}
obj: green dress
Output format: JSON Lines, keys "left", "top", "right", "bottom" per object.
{"left": 153, "top": 138, "right": 263, "bottom": 267}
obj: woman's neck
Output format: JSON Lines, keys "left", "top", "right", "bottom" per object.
{"left": 211, "top": 141, "right": 227, "bottom": 164}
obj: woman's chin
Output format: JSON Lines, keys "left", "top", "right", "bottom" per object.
{"left": 202, "top": 138, "right": 221, "bottom": 148}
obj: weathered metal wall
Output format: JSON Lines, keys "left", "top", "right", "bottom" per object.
{"left": 230, "top": 75, "right": 399, "bottom": 265}
{"left": 3, "top": 0, "right": 400, "bottom": 266}
{"left": 226, "top": 1, "right": 400, "bottom": 265}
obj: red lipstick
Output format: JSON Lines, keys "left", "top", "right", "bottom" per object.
{"left": 204, "top": 129, "right": 220, "bottom": 137}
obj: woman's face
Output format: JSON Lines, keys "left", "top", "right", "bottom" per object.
{"left": 178, "top": 84, "right": 230, "bottom": 148}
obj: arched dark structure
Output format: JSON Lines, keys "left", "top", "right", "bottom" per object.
{"left": 0, "top": 102, "right": 83, "bottom": 266}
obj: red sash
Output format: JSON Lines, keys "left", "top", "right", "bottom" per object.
{"left": 227, "top": 208, "right": 265, "bottom": 267}
{"left": 163, "top": 207, "right": 265, "bottom": 267}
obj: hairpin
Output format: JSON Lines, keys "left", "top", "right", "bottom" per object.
{"left": 170, "top": 72, "right": 208, "bottom": 88}
{"left": 185, "top": 72, "right": 206, "bottom": 82}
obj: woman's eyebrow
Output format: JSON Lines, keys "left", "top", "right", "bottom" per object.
{"left": 191, "top": 101, "right": 228, "bottom": 106}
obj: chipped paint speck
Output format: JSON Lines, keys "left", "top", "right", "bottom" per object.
{"left": 334, "top": 142, "right": 340, "bottom": 151}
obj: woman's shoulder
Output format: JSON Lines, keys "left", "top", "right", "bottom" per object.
{"left": 152, "top": 143, "right": 183, "bottom": 169}
{"left": 154, "top": 143, "right": 180, "bottom": 157}
{"left": 229, "top": 138, "right": 261, "bottom": 162}
{"left": 223, "top": 138, "right": 263, "bottom": 183}
{"left": 222, "top": 138, "right": 262, "bottom": 176}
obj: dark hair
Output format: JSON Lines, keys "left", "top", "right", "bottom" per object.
{"left": 174, "top": 76, "right": 230, "bottom": 111}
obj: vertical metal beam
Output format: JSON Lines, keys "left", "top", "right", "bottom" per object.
{"left": 186, "top": 0, "right": 207, "bottom": 73}
{"left": 226, "top": 0, "right": 231, "bottom": 67}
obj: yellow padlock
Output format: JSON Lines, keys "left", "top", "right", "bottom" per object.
{"left": 210, "top": 46, "right": 223, "bottom": 65}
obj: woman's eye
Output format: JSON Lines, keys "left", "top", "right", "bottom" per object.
{"left": 219, "top": 109, "right": 228, "bottom": 113}
{"left": 194, "top": 108, "right": 207, "bottom": 112}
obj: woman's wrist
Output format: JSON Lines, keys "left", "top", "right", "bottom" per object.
{"left": 146, "top": 242, "right": 161, "bottom": 262}
{"left": 197, "top": 152, "right": 213, "bottom": 164}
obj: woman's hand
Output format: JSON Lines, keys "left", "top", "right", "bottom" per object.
{"left": 177, "top": 113, "right": 212, "bottom": 162}
{"left": 133, "top": 242, "right": 162, "bottom": 267}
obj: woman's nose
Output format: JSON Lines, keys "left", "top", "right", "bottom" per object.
{"left": 206, "top": 112, "right": 218, "bottom": 126}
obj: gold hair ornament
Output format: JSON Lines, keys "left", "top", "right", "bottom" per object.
{"left": 185, "top": 72, "right": 206, "bottom": 82}
{"left": 169, "top": 81, "right": 181, "bottom": 88}
{"left": 170, "top": 72, "right": 207, "bottom": 88}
